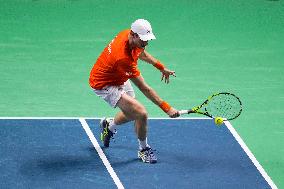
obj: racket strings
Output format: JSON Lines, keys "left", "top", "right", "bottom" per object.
{"left": 206, "top": 94, "right": 242, "bottom": 120}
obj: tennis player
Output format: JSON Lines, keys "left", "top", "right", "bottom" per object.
{"left": 89, "top": 19, "right": 179, "bottom": 163}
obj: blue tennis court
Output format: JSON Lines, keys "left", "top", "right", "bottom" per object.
{"left": 0, "top": 118, "right": 275, "bottom": 189}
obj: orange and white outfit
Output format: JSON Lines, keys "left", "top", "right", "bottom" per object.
{"left": 89, "top": 29, "right": 143, "bottom": 107}
{"left": 89, "top": 20, "right": 178, "bottom": 163}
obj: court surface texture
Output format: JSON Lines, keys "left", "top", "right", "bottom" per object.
{"left": 0, "top": 118, "right": 276, "bottom": 189}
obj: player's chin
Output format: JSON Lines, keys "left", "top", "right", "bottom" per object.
{"left": 141, "top": 44, "right": 148, "bottom": 48}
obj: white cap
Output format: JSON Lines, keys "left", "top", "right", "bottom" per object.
{"left": 131, "top": 19, "right": 156, "bottom": 41}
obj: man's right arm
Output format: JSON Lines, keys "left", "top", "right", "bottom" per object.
{"left": 130, "top": 76, "right": 179, "bottom": 118}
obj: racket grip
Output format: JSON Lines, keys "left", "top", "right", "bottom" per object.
{"left": 178, "top": 110, "right": 190, "bottom": 115}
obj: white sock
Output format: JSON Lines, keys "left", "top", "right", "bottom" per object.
{"left": 138, "top": 138, "right": 150, "bottom": 150}
{"left": 108, "top": 119, "right": 117, "bottom": 133}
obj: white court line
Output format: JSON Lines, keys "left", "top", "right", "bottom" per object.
{"left": 0, "top": 117, "right": 211, "bottom": 120}
{"left": 0, "top": 117, "right": 101, "bottom": 120}
{"left": 79, "top": 118, "right": 124, "bottom": 189}
{"left": 224, "top": 121, "right": 278, "bottom": 189}
{"left": 0, "top": 117, "right": 277, "bottom": 188}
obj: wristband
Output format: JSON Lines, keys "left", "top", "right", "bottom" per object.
{"left": 159, "top": 101, "right": 171, "bottom": 113}
{"left": 153, "top": 61, "right": 165, "bottom": 71}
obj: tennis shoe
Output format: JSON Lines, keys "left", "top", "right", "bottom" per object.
{"left": 100, "top": 118, "right": 115, "bottom": 147}
{"left": 138, "top": 147, "right": 157, "bottom": 164}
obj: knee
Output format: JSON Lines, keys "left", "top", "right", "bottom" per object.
{"left": 136, "top": 105, "right": 148, "bottom": 120}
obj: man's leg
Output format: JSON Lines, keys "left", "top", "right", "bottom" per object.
{"left": 107, "top": 80, "right": 138, "bottom": 132}
{"left": 116, "top": 93, "right": 157, "bottom": 163}
{"left": 110, "top": 111, "right": 139, "bottom": 136}
{"left": 116, "top": 93, "right": 148, "bottom": 141}
{"left": 112, "top": 111, "right": 130, "bottom": 125}
{"left": 112, "top": 111, "right": 146, "bottom": 145}
{"left": 95, "top": 83, "right": 157, "bottom": 163}
{"left": 102, "top": 93, "right": 147, "bottom": 144}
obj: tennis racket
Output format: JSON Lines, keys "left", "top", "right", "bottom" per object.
{"left": 178, "top": 92, "right": 242, "bottom": 120}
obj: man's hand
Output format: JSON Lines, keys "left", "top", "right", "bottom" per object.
{"left": 161, "top": 68, "right": 176, "bottom": 84}
{"left": 167, "top": 107, "right": 180, "bottom": 118}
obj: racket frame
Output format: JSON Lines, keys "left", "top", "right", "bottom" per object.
{"left": 179, "top": 92, "right": 242, "bottom": 120}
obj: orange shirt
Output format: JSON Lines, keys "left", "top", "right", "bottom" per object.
{"left": 89, "top": 29, "right": 142, "bottom": 89}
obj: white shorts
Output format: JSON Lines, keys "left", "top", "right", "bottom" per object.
{"left": 92, "top": 80, "right": 135, "bottom": 108}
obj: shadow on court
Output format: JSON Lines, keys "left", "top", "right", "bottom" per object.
{"left": 0, "top": 119, "right": 272, "bottom": 189}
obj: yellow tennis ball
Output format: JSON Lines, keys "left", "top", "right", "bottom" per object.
{"left": 214, "top": 117, "right": 224, "bottom": 126}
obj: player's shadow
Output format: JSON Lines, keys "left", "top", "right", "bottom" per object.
{"left": 19, "top": 146, "right": 104, "bottom": 178}
{"left": 87, "top": 146, "right": 138, "bottom": 168}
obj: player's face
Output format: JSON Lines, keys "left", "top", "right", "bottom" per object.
{"left": 138, "top": 38, "right": 148, "bottom": 49}
{"left": 133, "top": 34, "right": 148, "bottom": 49}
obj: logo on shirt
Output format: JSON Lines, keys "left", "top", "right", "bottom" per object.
{"left": 108, "top": 38, "right": 115, "bottom": 54}
{"left": 125, "top": 71, "right": 133, "bottom": 76}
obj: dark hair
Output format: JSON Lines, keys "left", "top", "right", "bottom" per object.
{"left": 130, "top": 30, "right": 139, "bottom": 38}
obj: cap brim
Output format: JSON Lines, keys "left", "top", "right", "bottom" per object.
{"left": 139, "top": 33, "right": 156, "bottom": 41}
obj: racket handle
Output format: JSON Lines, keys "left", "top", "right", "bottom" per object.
{"left": 179, "top": 110, "right": 190, "bottom": 115}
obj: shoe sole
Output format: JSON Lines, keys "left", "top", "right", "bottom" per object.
{"left": 138, "top": 152, "right": 157, "bottom": 164}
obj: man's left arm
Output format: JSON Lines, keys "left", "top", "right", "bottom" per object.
{"left": 139, "top": 50, "right": 176, "bottom": 83}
